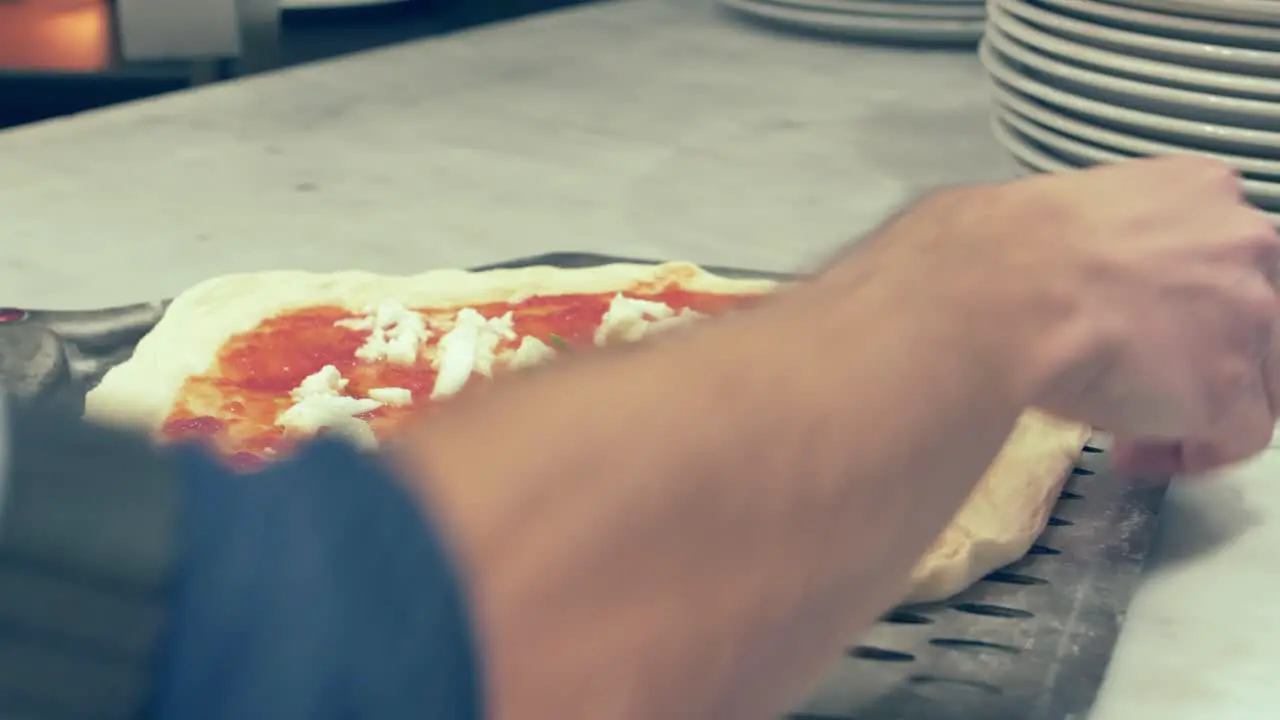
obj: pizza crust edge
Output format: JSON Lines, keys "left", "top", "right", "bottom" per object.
{"left": 903, "top": 409, "right": 1090, "bottom": 605}
{"left": 83, "top": 261, "right": 777, "bottom": 431}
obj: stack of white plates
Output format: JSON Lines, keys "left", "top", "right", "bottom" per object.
{"left": 718, "top": 0, "right": 987, "bottom": 45}
{"left": 981, "top": 0, "right": 1280, "bottom": 220}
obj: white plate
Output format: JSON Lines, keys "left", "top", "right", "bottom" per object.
{"left": 985, "top": 21, "right": 1280, "bottom": 130}
{"left": 987, "top": 81, "right": 1280, "bottom": 178}
{"left": 990, "top": 111, "right": 1080, "bottom": 173}
{"left": 995, "top": 108, "right": 1280, "bottom": 210}
{"left": 763, "top": 0, "right": 985, "bottom": 19}
{"left": 989, "top": 6, "right": 1280, "bottom": 100}
{"left": 1102, "top": 0, "right": 1280, "bottom": 26}
{"left": 979, "top": 39, "right": 1280, "bottom": 159}
{"left": 1033, "top": 0, "right": 1280, "bottom": 51}
{"left": 987, "top": 114, "right": 1280, "bottom": 224}
{"left": 281, "top": 0, "right": 409, "bottom": 9}
{"left": 997, "top": 0, "right": 1280, "bottom": 74}
{"left": 718, "top": 0, "right": 986, "bottom": 41}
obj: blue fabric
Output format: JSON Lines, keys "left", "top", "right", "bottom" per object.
{"left": 148, "top": 440, "right": 483, "bottom": 720}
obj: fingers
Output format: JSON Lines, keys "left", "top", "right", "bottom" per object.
{"left": 1188, "top": 396, "right": 1274, "bottom": 473}
{"left": 1118, "top": 320, "right": 1279, "bottom": 478}
{"left": 1109, "top": 438, "right": 1185, "bottom": 477}
{"left": 1112, "top": 397, "right": 1273, "bottom": 477}
{"left": 1185, "top": 327, "right": 1278, "bottom": 473}
{"left": 1115, "top": 303, "right": 1279, "bottom": 477}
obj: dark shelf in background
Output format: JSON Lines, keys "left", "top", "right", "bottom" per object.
{"left": 0, "top": 0, "right": 597, "bottom": 129}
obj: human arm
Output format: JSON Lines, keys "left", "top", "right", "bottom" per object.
{"left": 398, "top": 157, "right": 1280, "bottom": 720}
{"left": 0, "top": 156, "right": 1273, "bottom": 720}
{"left": 393, "top": 192, "right": 1087, "bottom": 720}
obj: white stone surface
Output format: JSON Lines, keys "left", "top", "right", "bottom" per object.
{"left": 1093, "top": 452, "right": 1280, "bottom": 720}
{"left": 0, "top": 0, "right": 1275, "bottom": 716}
{"left": 0, "top": 0, "right": 1016, "bottom": 309}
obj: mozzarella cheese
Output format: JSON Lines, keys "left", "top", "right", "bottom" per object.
{"left": 290, "top": 363, "right": 348, "bottom": 400}
{"left": 278, "top": 364, "right": 382, "bottom": 448}
{"left": 507, "top": 336, "right": 558, "bottom": 371}
{"left": 336, "top": 299, "right": 431, "bottom": 365}
{"left": 431, "top": 308, "right": 517, "bottom": 399}
{"left": 367, "top": 387, "right": 413, "bottom": 406}
{"left": 593, "top": 294, "right": 705, "bottom": 345}
{"left": 646, "top": 308, "right": 707, "bottom": 335}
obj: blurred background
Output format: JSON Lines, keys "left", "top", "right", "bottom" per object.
{"left": 0, "top": 0, "right": 588, "bottom": 129}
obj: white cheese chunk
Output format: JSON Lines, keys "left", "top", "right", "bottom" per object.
{"left": 594, "top": 294, "right": 678, "bottom": 346}
{"left": 336, "top": 299, "right": 431, "bottom": 365}
{"left": 367, "top": 387, "right": 413, "bottom": 406}
{"left": 278, "top": 364, "right": 382, "bottom": 448}
{"left": 646, "top": 308, "right": 707, "bottom": 335}
{"left": 290, "top": 363, "right": 348, "bottom": 400}
{"left": 431, "top": 309, "right": 517, "bottom": 399}
{"left": 507, "top": 336, "right": 558, "bottom": 371}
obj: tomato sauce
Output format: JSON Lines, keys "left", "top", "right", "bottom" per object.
{"left": 161, "top": 287, "right": 757, "bottom": 468}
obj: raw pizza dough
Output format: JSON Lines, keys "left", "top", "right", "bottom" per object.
{"left": 85, "top": 261, "right": 1087, "bottom": 603}
{"left": 905, "top": 408, "right": 1090, "bottom": 604}
{"left": 84, "top": 262, "right": 775, "bottom": 430}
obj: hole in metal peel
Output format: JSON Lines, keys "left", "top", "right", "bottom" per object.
{"left": 1072, "top": 467, "right": 1096, "bottom": 476}
{"left": 1058, "top": 489, "right": 1084, "bottom": 500}
{"left": 849, "top": 645, "right": 915, "bottom": 662}
{"left": 1047, "top": 516, "right": 1073, "bottom": 526}
{"left": 929, "top": 638, "right": 1020, "bottom": 654}
{"left": 1027, "top": 544, "right": 1061, "bottom": 556}
{"left": 881, "top": 610, "right": 934, "bottom": 625}
{"left": 1083, "top": 445, "right": 1103, "bottom": 453}
{"left": 983, "top": 571, "right": 1048, "bottom": 586}
{"left": 908, "top": 675, "right": 1002, "bottom": 694}
{"left": 951, "top": 602, "right": 1034, "bottom": 619}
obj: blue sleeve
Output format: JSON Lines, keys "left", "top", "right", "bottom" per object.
{"left": 148, "top": 440, "right": 484, "bottom": 720}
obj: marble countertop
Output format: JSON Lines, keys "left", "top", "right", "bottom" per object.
{"left": 1, "top": 0, "right": 1277, "bottom": 716}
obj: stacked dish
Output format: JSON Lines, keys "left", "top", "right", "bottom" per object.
{"left": 718, "top": 0, "right": 987, "bottom": 45}
{"left": 981, "top": 0, "right": 1280, "bottom": 220}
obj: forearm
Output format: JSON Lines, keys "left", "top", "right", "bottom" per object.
{"left": 400, "top": 241, "right": 1056, "bottom": 718}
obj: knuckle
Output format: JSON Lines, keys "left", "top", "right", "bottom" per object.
{"left": 1237, "top": 276, "right": 1278, "bottom": 317}
{"left": 1168, "top": 153, "right": 1237, "bottom": 181}
{"left": 1204, "top": 419, "right": 1271, "bottom": 467}
{"left": 1164, "top": 154, "right": 1245, "bottom": 198}
{"left": 1236, "top": 209, "right": 1280, "bottom": 249}
{"left": 1208, "top": 363, "right": 1258, "bottom": 424}
{"left": 1232, "top": 407, "right": 1273, "bottom": 453}
{"left": 1222, "top": 361, "right": 1255, "bottom": 390}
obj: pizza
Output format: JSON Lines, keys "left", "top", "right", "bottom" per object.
{"left": 85, "top": 262, "right": 772, "bottom": 470}
{"left": 905, "top": 408, "right": 1088, "bottom": 604}
{"left": 84, "top": 260, "right": 1087, "bottom": 604}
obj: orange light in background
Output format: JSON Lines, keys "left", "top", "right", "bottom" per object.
{"left": 0, "top": 0, "right": 112, "bottom": 72}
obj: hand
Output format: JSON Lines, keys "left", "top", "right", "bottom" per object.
{"left": 973, "top": 156, "right": 1280, "bottom": 474}
{"left": 1108, "top": 314, "right": 1280, "bottom": 475}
